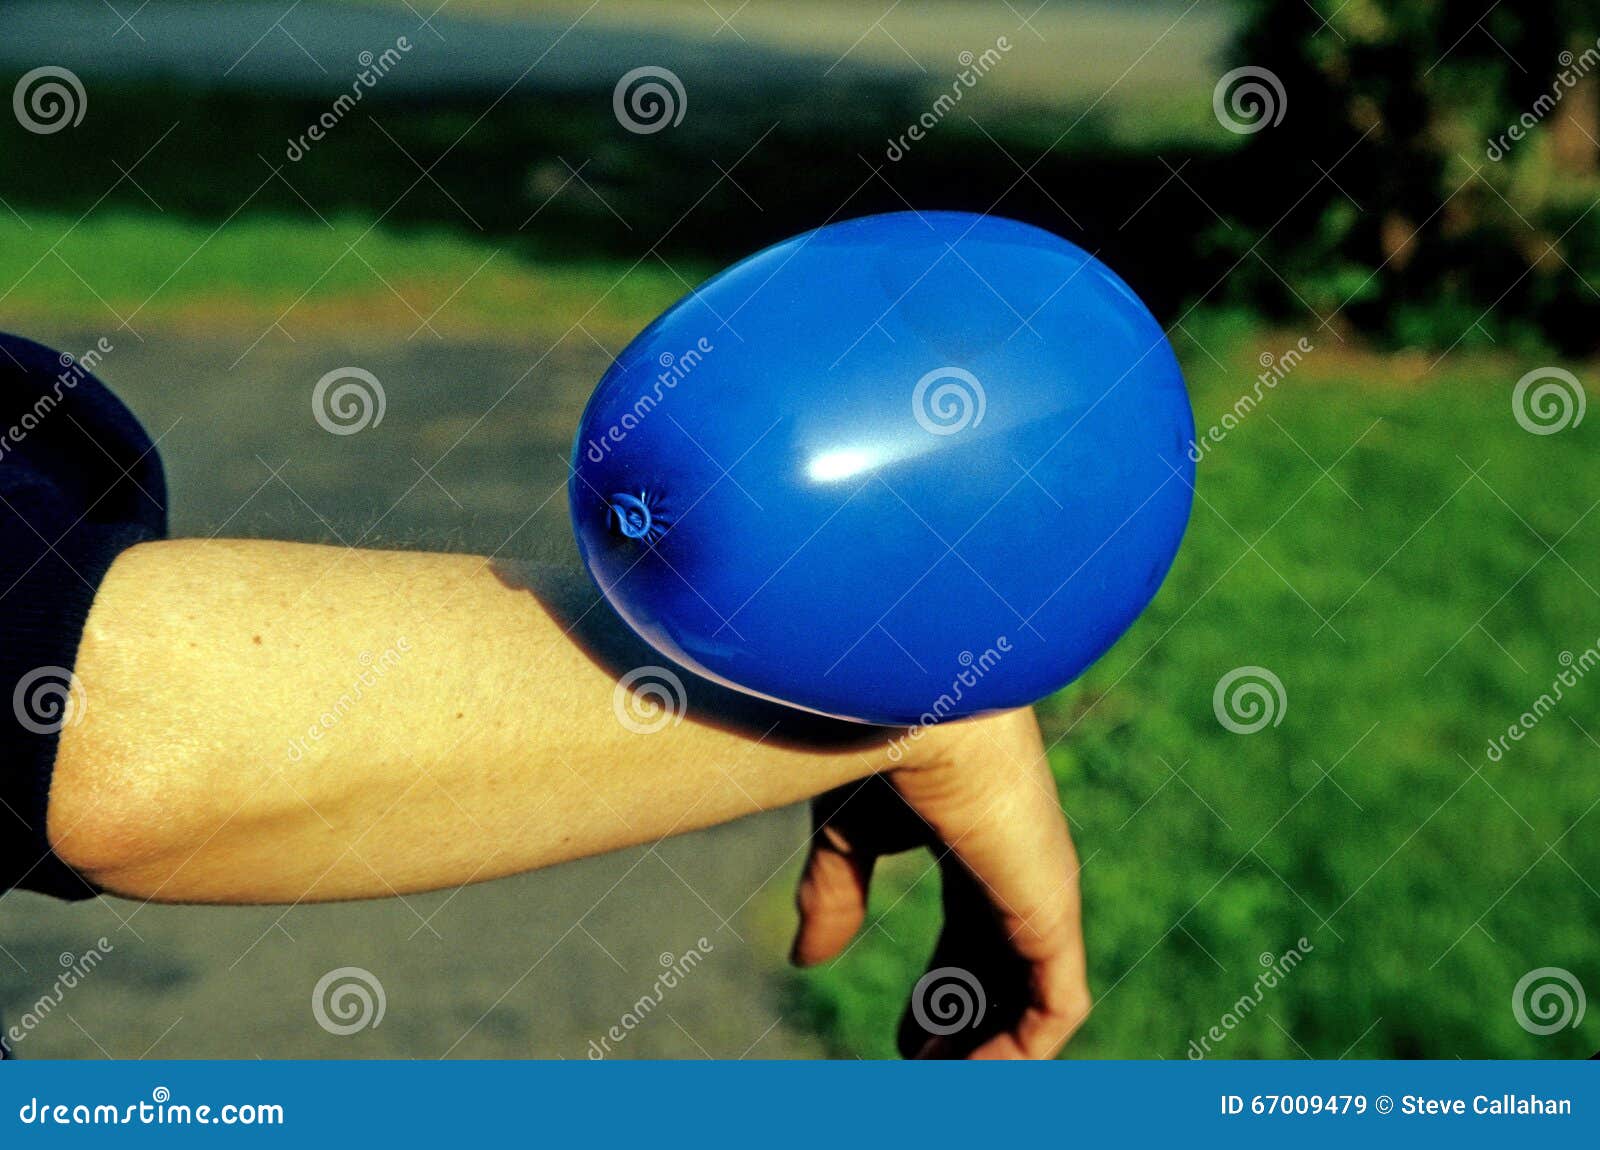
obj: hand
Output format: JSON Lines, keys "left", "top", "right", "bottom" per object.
{"left": 791, "top": 707, "right": 1091, "bottom": 1059}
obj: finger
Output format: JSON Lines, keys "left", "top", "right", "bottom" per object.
{"left": 963, "top": 948, "right": 1092, "bottom": 1059}
{"left": 790, "top": 822, "right": 876, "bottom": 967}
{"left": 898, "top": 861, "right": 1025, "bottom": 1059}
{"left": 930, "top": 859, "right": 1089, "bottom": 1059}
{"left": 792, "top": 775, "right": 930, "bottom": 967}
{"left": 914, "top": 896, "right": 1086, "bottom": 1061}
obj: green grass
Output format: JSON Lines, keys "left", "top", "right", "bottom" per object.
{"left": 784, "top": 311, "right": 1600, "bottom": 1059}
{"left": 0, "top": 210, "right": 699, "bottom": 340}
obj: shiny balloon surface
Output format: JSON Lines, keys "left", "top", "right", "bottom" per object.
{"left": 571, "top": 212, "right": 1194, "bottom": 725}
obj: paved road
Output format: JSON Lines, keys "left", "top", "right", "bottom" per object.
{"left": 0, "top": 326, "right": 830, "bottom": 1059}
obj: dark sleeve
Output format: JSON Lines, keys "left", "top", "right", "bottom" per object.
{"left": 0, "top": 332, "right": 167, "bottom": 899}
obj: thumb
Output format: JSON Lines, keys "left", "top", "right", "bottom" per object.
{"left": 790, "top": 823, "right": 875, "bottom": 967}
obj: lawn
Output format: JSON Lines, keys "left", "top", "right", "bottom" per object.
{"left": 0, "top": 210, "right": 698, "bottom": 344}
{"left": 778, "top": 311, "right": 1600, "bottom": 1059}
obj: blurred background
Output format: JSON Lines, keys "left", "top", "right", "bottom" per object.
{"left": 1, "top": 0, "right": 1597, "bottom": 1059}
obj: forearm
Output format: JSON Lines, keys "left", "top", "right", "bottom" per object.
{"left": 49, "top": 539, "right": 901, "bottom": 903}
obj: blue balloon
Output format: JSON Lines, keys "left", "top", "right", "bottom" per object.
{"left": 570, "top": 212, "right": 1194, "bottom": 725}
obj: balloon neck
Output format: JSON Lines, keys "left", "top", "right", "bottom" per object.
{"left": 607, "top": 492, "right": 655, "bottom": 541}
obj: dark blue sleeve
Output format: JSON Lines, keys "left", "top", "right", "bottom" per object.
{"left": 0, "top": 332, "right": 167, "bottom": 899}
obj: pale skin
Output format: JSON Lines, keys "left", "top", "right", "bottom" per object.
{"left": 48, "top": 538, "right": 1091, "bottom": 1059}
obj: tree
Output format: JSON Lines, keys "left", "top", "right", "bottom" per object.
{"left": 1222, "top": 0, "right": 1600, "bottom": 352}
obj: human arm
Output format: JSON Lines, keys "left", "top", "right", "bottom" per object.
{"left": 48, "top": 536, "right": 1090, "bottom": 1054}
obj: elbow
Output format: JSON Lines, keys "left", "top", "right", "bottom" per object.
{"left": 45, "top": 729, "right": 210, "bottom": 899}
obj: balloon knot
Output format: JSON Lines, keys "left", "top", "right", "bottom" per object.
{"left": 607, "top": 491, "right": 666, "bottom": 544}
